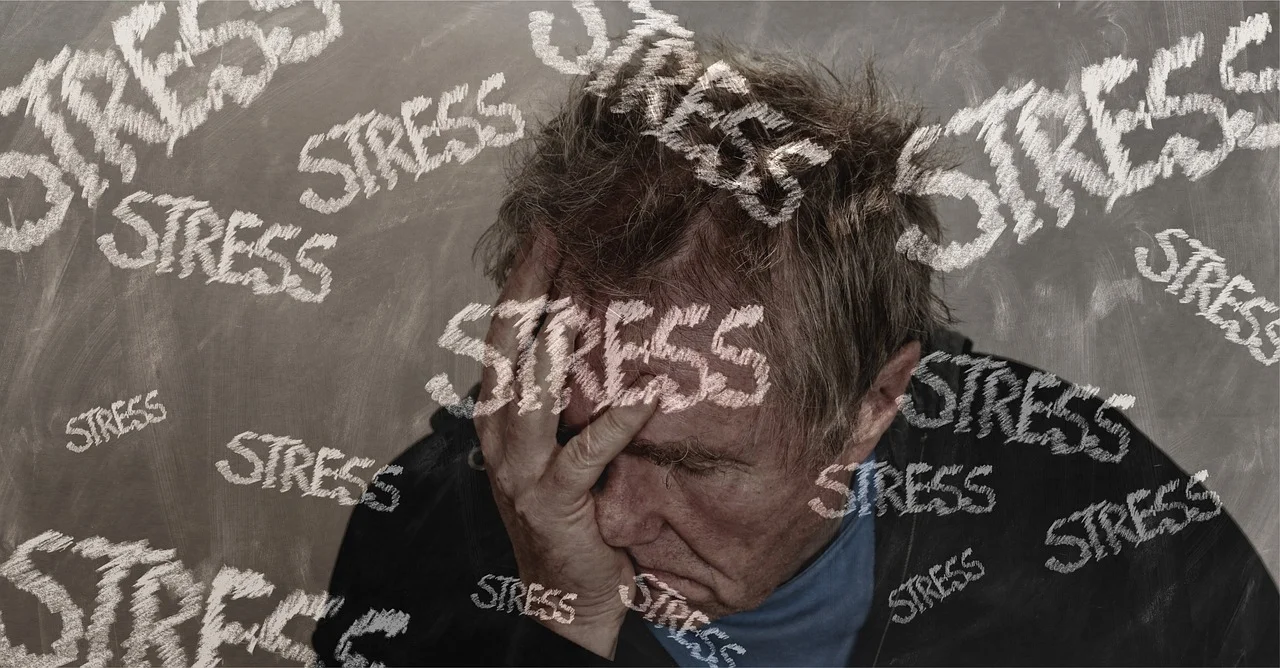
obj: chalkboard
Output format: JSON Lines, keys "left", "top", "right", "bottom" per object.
{"left": 0, "top": 1, "right": 1275, "bottom": 666}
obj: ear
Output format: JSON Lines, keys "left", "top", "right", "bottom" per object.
{"left": 851, "top": 340, "right": 922, "bottom": 445}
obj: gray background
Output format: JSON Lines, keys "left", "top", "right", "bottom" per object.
{"left": 0, "top": 2, "right": 1275, "bottom": 665}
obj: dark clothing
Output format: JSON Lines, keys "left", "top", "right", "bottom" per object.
{"left": 313, "top": 331, "right": 1279, "bottom": 666}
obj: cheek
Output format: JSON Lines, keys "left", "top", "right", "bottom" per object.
{"left": 679, "top": 478, "right": 782, "bottom": 545}
{"left": 691, "top": 474, "right": 823, "bottom": 555}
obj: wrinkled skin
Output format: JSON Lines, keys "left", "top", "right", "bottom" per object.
{"left": 476, "top": 231, "right": 919, "bottom": 657}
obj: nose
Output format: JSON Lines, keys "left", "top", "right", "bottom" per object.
{"left": 594, "top": 453, "right": 667, "bottom": 548}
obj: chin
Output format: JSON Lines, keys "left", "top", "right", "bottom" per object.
{"left": 688, "top": 598, "right": 736, "bottom": 622}
{"left": 641, "top": 568, "right": 760, "bottom": 621}
{"left": 689, "top": 590, "right": 770, "bottom": 622}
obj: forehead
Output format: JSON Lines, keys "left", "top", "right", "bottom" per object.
{"left": 561, "top": 302, "right": 787, "bottom": 466}
{"left": 631, "top": 397, "right": 780, "bottom": 466}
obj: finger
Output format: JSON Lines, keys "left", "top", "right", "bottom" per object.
{"left": 545, "top": 296, "right": 581, "bottom": 417}
{"left": 545, "top": 394, "right": 658, "bottom": 501}
{"left": 479, "top": 228, "right": 560, "bottom": 405}
{"left": 513, "top": 291, "right": 577, "bottom": 415}
{"left": 502, "top": 297, "right": 573, "bottom": 474}
{"left": 477, "top": 228, "right": 560, "bottom": 461}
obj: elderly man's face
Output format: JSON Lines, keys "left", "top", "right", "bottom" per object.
{"left": 558, "top": 303, "right": 848, "bottom": 620}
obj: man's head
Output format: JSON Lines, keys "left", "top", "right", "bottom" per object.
{"left": 477, "top": 43, "right": 948, "bottom": 617}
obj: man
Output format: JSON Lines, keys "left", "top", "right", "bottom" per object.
{"left": 313, "top": 41, "right": 1278, "bottom": 666}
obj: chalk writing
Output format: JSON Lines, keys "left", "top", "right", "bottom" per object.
{"left": 298, "top": 72, "right": 524, "bottom": 214}
{"left": 0, "top": 152, "right": 73, "bottom": 253}
{"left": 888, "top": 548, "right": 985, "bottom": 624}
{"left": 895, "top": 12, "right": 1279, "bottom": 271}
{"left": 0, "top": 0, "right": 343, "bottom": 254}
{"left": 328, "top": 608, "right": 411, "bottom": 668}
{"left": 1136, "top": 228, "right": 1279, "bottom": 365}
{"left": 470, "top": 575, "right": 577, "bottom": 624}
{"left": 1044, "top": 470, "right": 1223, "bottom": 574}
{"left": 897, "top": 350, "right": 1134, "bottom": 463}
{"left": 65, "top": 389, "right": 167, "bottom": 453}
{"left": 0, "top": 529, "right": 410, "bottom": 667}
{"left": 529, "top": 0, "right": 832, "bottom": 228}
{"left": 620, "top": 573, "right": 745, "bottom": 667}
{"left": 101, "top": 189, "right": 338, "bottom": 303}
{"left": 216, "top": 431, "right": 402, "bottom": 512}
{"left": 426, "top": 297, "right": 769, "bottom": 418}
{"left": 810, "top": 460, "right": 996, "bottom": 519}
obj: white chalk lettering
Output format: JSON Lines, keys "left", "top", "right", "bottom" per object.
{"left": 427, "top": 297, "right": 769, "bottom": 418}
{"left": 529, "top": 1, "right": 832, "bottom": 229}
{"left": 0, "top": 530, "right": 359, "bottom": 666}
{"left": 1044, "top": 470, "right": 1223, "bottom": 573}
{"left": 299, "top": 72, "right": 524, "bottom": 214}
{"left": 620, "top": 573, "right": 744, "bottom": 666}
{"left": 0, "top": 152, "right": 73, "bottom": 253}
{"left": 100, "top": 189, "right": 337, "bottom": 302}
{"left": 0, "top": 531, "right": 84, "bottom": 667}
{"left": 65, "top": 389, "right": 167, "bottom": 453}
{"left": 215, "top": 431, "right": 398, "bottom": 512}
{"left": 123, "top": 560, "right": 203, "bottom": 666}
{"left": 1136, "top": 228, "right": 1279, "bottom": 365}
{"left": 895, "top": 14, "right": 1280, "bottom": 270}
{"left": 332, "top": 608, "right": 411, "bottom": 668}
{"left": 809, "top": 460, "right": 995, "bottom": 519}
{"left": 470, "top": 575, "right": 577, "bottom": 624}
{"left": 0, "top": 1, "right": 342, "bottom": 256}
{"left": 888, "top": 548, "right": 985, "bottom": 624}
{"left": 897, "top": 351, "right": 1135, "bottom": 462}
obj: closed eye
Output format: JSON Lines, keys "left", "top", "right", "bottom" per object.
{"left": 629, "top": 437, "right": 746, "bottom": 486}
{"left": 679, "top": 460, "right": 722, "bottom": 476}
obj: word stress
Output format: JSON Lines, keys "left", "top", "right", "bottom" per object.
{"left": 1044, "top": 470, "right": 1223, "bottom": 574}
{"left": 621, "top": 573, "right": 745, "bottom": 667}
{"left": 1136, "top": 228, "right": 1279, "bottom": 365}
{"left": 470, "top": 575, "right": 577, "bottom": 624}
{"left": 0, "top": 529, "right": 408, "bottom": 668}
{"left": 299, "top": 72, "right": 524, "bottom": 214}
{"left": 899, "top": 350, "right": 1134, "bottom": 463}
{"left": 810, "top": 460, "right": 996, "bottom": 519}
{"left": 427, "top": 296, "right": 769, "bottom": 418}
{"left": 101, "top": 190, "right": 338, "bottom": 303}
{"left": 530, "top": 0, "right": 832, "bottom": 228}
{"left": 888, "top": 548, "right": 986, "bottom": 624}
{"left": 895, "top": 13, "right": 1279, "bottom": 271}
{"left": 216, "top": 431, "right": 402, "bottom": 512}
{"left": 65, "top": 389, "right": 166, "bottom": 453}
{"left": 1, "top": 0, "right": 342, "bottom": 254}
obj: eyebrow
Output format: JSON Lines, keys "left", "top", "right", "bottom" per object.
{"left": 625, "top": 437, "right": 744, "bottom": 469}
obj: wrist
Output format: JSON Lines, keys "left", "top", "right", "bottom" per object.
{"left": 537, "top": 606, "right": 626, "bottom": 660}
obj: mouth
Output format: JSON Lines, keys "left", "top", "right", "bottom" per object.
{"left": 634, "top": 565, "right": 709, "bottom": 602}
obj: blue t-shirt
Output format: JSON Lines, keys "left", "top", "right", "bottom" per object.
{"left": 650, "top": 454, "right": 877, "bottom": 667}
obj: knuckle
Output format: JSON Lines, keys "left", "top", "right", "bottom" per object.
{"left": 511, "top": 492, "right": 546, "bottom": 527}
{"left": 594, "top": 411, "right": 626, "bottom": 442}
{"left": 488, "top": 469, "right": 510, "bottom": 494}
{"left": 483, "top": 458, "right": 518, "bottom": 496}
{"left": 478, "top": 440, "right": 501, "bottom": 469}
{"left": 565, "top": 437, "right": 596, "bottom": 470}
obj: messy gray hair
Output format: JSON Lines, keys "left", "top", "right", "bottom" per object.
{"left": 477, "top": 39, "right": 952, "bottom": 467}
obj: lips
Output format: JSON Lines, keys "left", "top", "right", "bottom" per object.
{"left": 636, "top": 566, "right": 704, "bottom": 598}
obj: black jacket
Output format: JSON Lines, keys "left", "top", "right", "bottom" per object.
{"left": 313, "top": 331, "right": 1279, "bottom": 666}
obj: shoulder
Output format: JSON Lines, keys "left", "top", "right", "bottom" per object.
{"left": 901, "top": 331, "right": 1247, "bottom": 562}
{"left": 311, "top": 410, "right": 522, "bottom": 666}
{"left": 867, "top": 330, "right": 1278, "bottom": 664}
